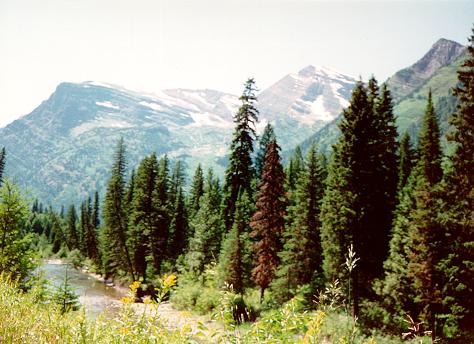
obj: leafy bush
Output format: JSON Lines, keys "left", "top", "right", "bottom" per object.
{"left": 67, "top": 249, "right": 84, "bottom": 268}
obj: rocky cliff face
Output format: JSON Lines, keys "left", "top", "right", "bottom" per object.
{"left": 386, "top": 38, "right": 465, "bottom": 101}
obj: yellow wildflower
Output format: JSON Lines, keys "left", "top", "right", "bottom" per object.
{"left": 129, "top": 281, "right": 141, "bottom": 292}
{"left": 163, "top": 274, "right": 177, "bottom": 288}
{"left": 119, "top": 327, "right": 130, "bottom": 335}
{"left": 121, "top": 296, "right": 134, "bottom": 304}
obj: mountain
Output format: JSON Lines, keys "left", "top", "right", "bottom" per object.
{"left": 386, "top": 38, "right": 465, "bottom": 102}
{"left": 299, "top": 38, "right": 466, "bottom": 155}
{"left": 259, "top": 65, "right": 355, "bottom": 148}
{"left": 1, "top": 37, "right": 463, "bottom": 206}
{"left": 0, "top": 67, "right": 355, "bottom": 205}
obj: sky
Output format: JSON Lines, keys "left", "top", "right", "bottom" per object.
{"left": 0, "top": 0, "right": 473, "bottom": 128}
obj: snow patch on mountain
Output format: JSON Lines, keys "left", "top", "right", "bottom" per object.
{"left": 96, "top": 101, "right": 120, "bottom": 110}
{"left": 139, "top": 101, "right": 165, "bottom": 112}
{"left": 188, "top": 112, "right": 233, "bottom": 128}
{"left": 70, "top": 117, "right": 134, "bottom": 137}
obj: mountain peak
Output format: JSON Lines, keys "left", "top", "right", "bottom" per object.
{"left": 419, "top": 38, "right": 465, "bottom": 73}
{"left": 297, "top": 65, "right": 354, "bottom": 81}
{"left": 386, "top": 38, "right": 465, "bottom": 101}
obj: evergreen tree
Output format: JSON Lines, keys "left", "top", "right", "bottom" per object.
{"left": 398, "top": 132, "right": 416, "bottom": 190}
{"left": 219, "top": 191, "right": 253, "bottom": 294}
{"left": 285, "top": 146, "right": 305, "bottom": 196}
{"left": 128, "top": 154, "right": 158, "bottom": 280}
{"left": 92, "top": 191, "right": 100, "bottom": 230}
{"left": 82, "top": 197, "right": 99, "bottom": 265}
{"left": 149, "top": 155, "right": 170, "bottom": 274}
{"left": 187, "top": 169, "right": 223, "bottom": 276}
{"left": 168, "top": 161, "right": 188, "bottom": 260}
{"left": 101, "top": 138, "right": 135, "bottom": 279}
{"left": 368, "top": 81, "right": 399, "bottom": 277}
{"left": 65, "top": 204, "right": 79, "bottom": 251}
{"left": 320, "top": 79, "right": 398, "bottom": 316}
{"left": 0, "top": 147, "right": 6, "bottom": 186}
{"left": 124, "top": 169, "right": 136, "bottom": 214}
{"left": 418, "top": 90, "right": 442, "bottom": 185}
{"left": 255, "top": 123, "right": 276, "bottom": 181}
{"left": 250, "top": 140, "right": 287, "bottom": 300}
{"left": 188, "top": 164, "right": 204, "bottom": 218}
{"left": 380, "top": 93, "right": 444, "bottom": 337}
{"left": 0, "top": 179, "right": 34, "bottom": 281}
{"left": 273, "top": 144, "right": 325, "bottom": 302}
{"left": 222, "top": 78, "right": 259, "bottom": 231}
{"left": 438, "top": 26, "right": 474, "bottom": 341}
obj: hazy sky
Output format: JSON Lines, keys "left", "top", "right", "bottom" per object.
{"left": 0, "top": 0, "right": 473, "bottom": 128}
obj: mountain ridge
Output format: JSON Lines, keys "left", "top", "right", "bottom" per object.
{"left": 0, "top": 38, "right": 463, "bottom": 206}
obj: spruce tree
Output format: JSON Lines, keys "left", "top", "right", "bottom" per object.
{"left": 149, "top": 155, "right": 170, "bottom": 274}
{"left": 0, "top": 147, "right": 6, "bottom": 186}
{"left": 398, "top": 132, "right": 415, "bottom": 191}
{"left": 285, "top": 146, "right": 305, "bottom": 195}
{"left": 255, "top": 123, "right": 276, "bottom": 181}
{"left": 320, "top": 79, "right": 398, "bottom": 316}
{"left": 418, "top": 90, "right": 442, "bottom": 185}
{"left": 438, "top": 26, "right": 474, "bottom": 340}
{"left": 127, "top": 154, "right": 158, "bottom": 280}
{"left": 168, "top": 161, "right": 188, "bottom": 260}
{"left": 380, "top": 93, "right": 444, "bottom": 336}
{"left": 273, "top": 144, "right": 325, "bottom": 302}
{"left": 101, "top": 138, "right": 135, "bottom": 280}
{"left": 222, "top": 78, "right": 259, "bottom": 231}
{"left": 219, "top": 191, "right": 253, "bottom": 294}
{"left": 82, "top": 197, "right": 99, "bottom": 265}
{"left": 188, "top": 164, "right": 204, "bottom": 218}
{"left": 187, "top": 169, "right": 224, "bottom": 276}
{"left": 250, "top": 140, "right": 287, "bottom": 301}
{"left": 92, "top": 191, "right": 100, "bottom": 230}
{"left": 66, "top": 204, "right": 79, "bottom": 251}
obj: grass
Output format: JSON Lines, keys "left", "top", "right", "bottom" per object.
{"left": 0, "top": 273, "right": 434, "bottom": 343}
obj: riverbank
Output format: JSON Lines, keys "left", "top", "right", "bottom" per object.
{"left": 41, "top": 259, "right": 221, "bottom": 337}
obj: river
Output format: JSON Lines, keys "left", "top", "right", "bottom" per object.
{"left": 40, "top": 260, "right": 126, "bottom": 316}
{"left": 40, "top": 260, "right": 221, "bottom": 335}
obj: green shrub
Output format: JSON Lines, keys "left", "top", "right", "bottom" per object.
{"left": 67, "top": 249, "right": 84, "bottom": 268}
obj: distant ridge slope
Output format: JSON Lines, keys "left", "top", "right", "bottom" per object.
{"left": 298, "top": 38, "right": 466, "bottom": 155}
{"left": 386, "top": 38, "right": 465, "bottom": 101}
{"left": 0, "top": 66, "right": 356, "bottom": 205}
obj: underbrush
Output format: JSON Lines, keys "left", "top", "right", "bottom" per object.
{"left": 0, "top": 272, "right": 433, "bottom": 343}
{"left": 0, "top": 274, "right": 190, "bottom": 343}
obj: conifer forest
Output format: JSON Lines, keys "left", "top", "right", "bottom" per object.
{"left": 0, "top": 24, "right": 473, "bottom": 344}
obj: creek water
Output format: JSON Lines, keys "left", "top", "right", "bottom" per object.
{"left": 40, "top": 260, "right": 126, "bottom": 316}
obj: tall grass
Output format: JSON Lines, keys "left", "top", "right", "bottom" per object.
{"left": 0, "top": 273, "right": 433, "bottom": 343}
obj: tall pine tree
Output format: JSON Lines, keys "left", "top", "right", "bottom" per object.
{"left": 222, "top": 78, "right": 259, "bottom": 231}
{"left": 127, "top": 154, "right": 158, "bottom": 280}
{"left": 273, "top": 144, "right": 326, "bottom": 302}
{"left": 187, "top": 169, "right": 224, "bottom": 276}
{"left": 250, "top": 140, "right": 287, "bottom": 301}
{"left": 101, "top": 138, "right": 135, "bottom": 280}
{"left": 188, "top": 164, "right": 204, "bottom": 218}
{"left": 380, "top": 92, "right": 443, "bottom": 337}
{"left": 219, "top": 191, "right": 253, "bottom": 294}
{"left": 438, "top": 26, "right": 474, "bottom": 341}
{"left": 0, "top": 147, "right": 6, "bottom": 186}
{"left": 65, "top": 204, "right": 79, "bottom": 251}
{"left": 397, "top": 132, "right": 416, "bottom": 191}
{"left": 149, "top": 155, "right": 170, "bottom": 274}
{"left": 168, "top": 161, "right": 188, "bottom": 260}
{"left": 321, "top": 79, "right": 398, "bottom": 316}
{"left": 255, "top": 123, "right": 276, "bottom": 181}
